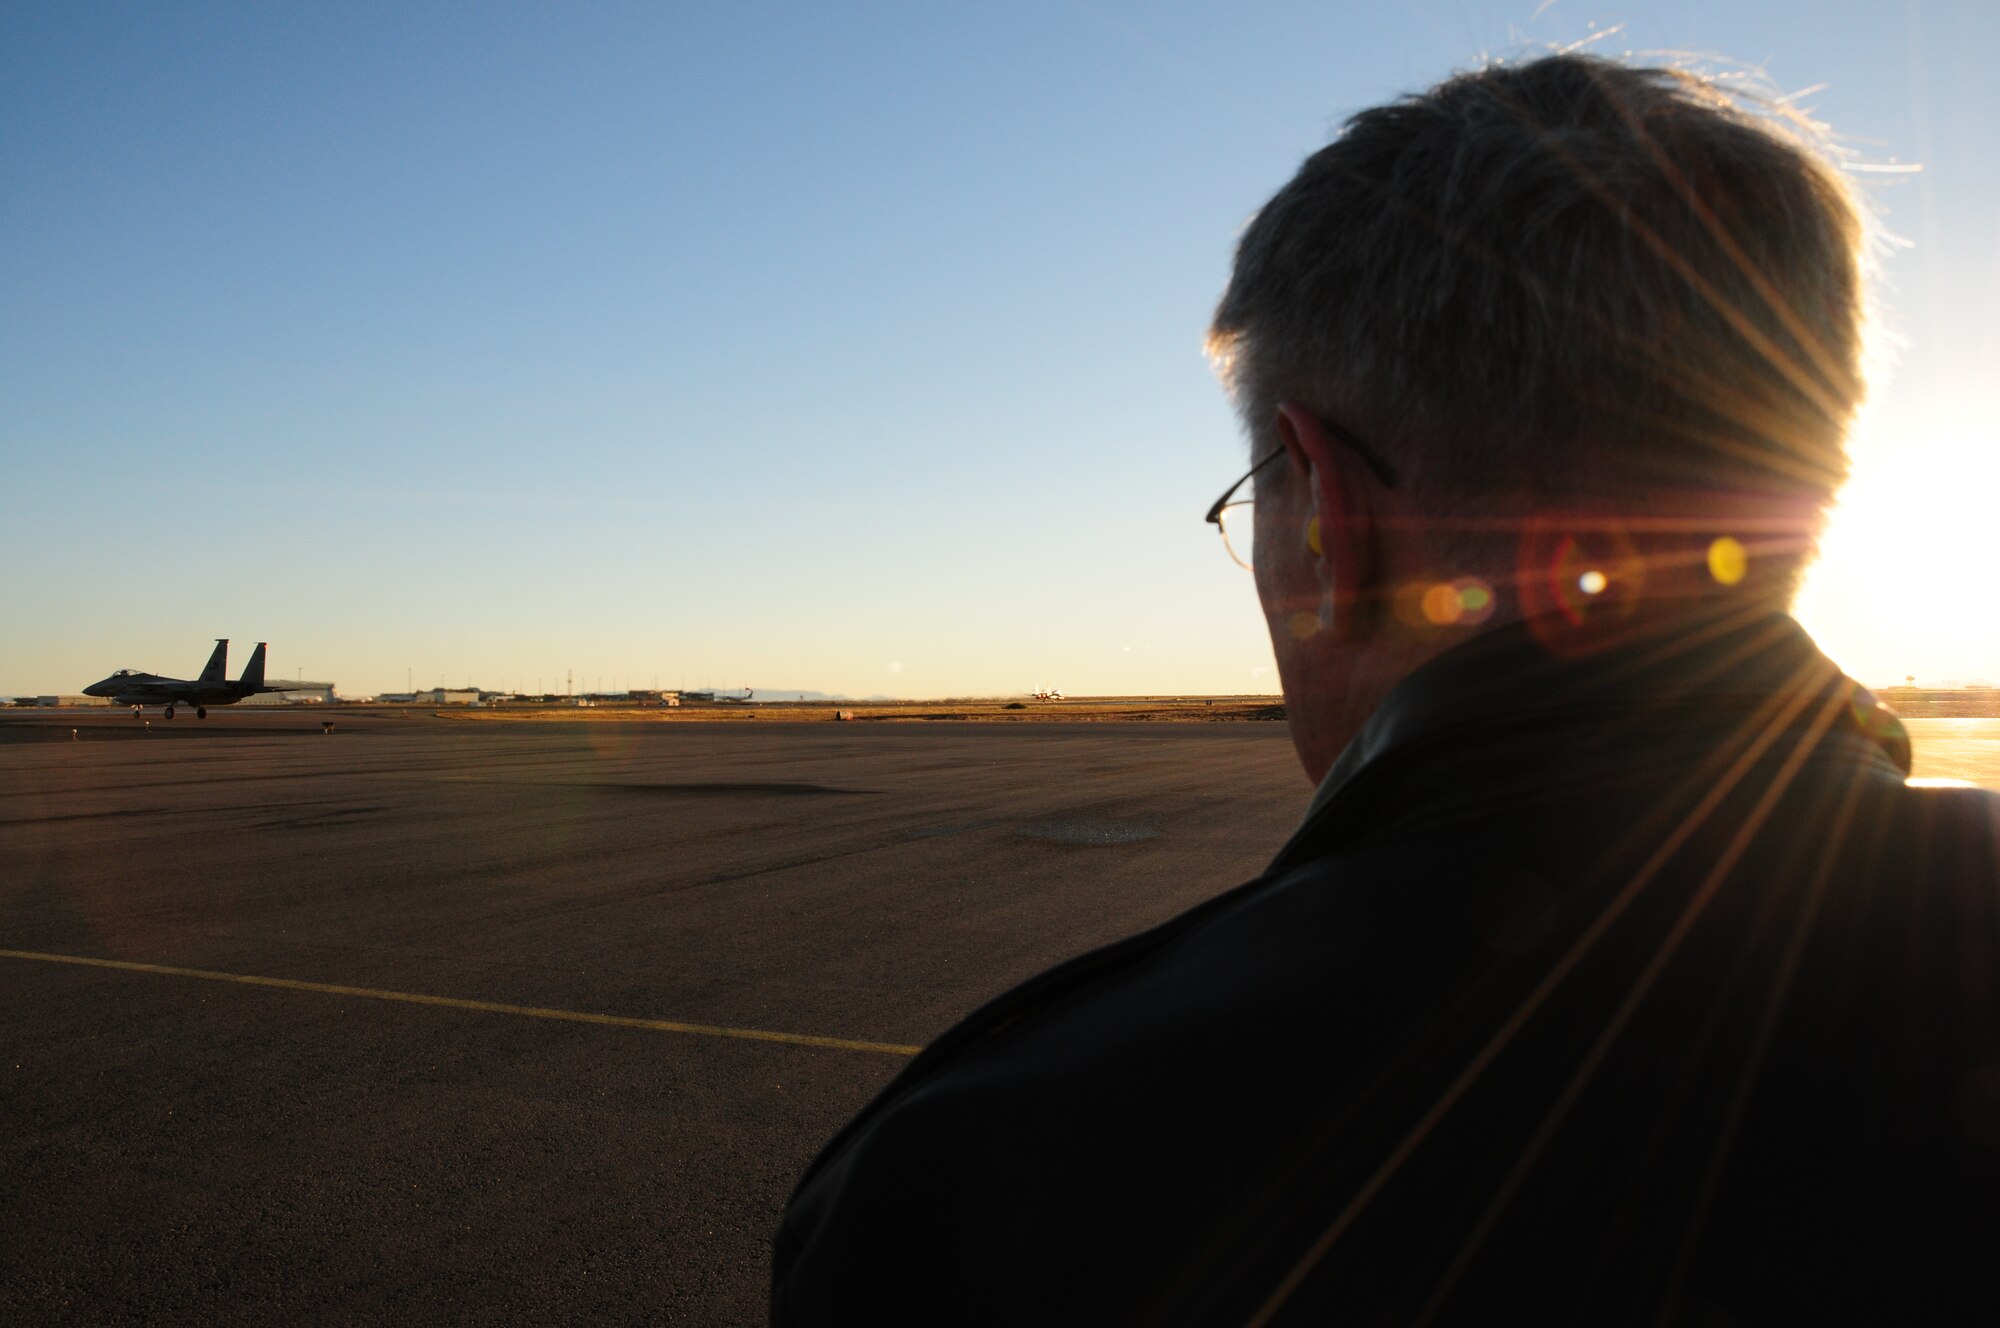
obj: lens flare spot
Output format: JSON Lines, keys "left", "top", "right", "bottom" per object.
{"left": 1708, "top": 536, "right": 1749, "bottom": 586}
{"left": 1421, "top": 583, "right": 1464, "bottom": 625}
{"left": 1454, "top": 578, "right": 1496, "bottom": 625}
{"left": 1578, "top": 569, "right": 1608, "bottom": 596}
{"left": 1287, "top": 610, "right": 1319, "bottom": 640}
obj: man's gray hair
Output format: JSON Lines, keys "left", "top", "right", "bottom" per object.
{"left": 1209, "top": 53, "right": 1867, "bottom": 527}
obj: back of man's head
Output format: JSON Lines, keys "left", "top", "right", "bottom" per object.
{"left": 1209, "top": 53, "right": 1866, "bottom": 586}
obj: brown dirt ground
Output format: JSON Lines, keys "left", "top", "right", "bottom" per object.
{"left": 432, "top": 698, "right": 1288, "bottom": 724}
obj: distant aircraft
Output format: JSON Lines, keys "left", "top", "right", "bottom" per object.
{"left": 83, "top": 639, "right": 275, "bottom": 719}
{"left": 1032, "top": 688, "right": 1063, "bottom": 701}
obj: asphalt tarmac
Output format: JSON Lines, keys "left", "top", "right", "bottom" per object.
{"left": 0, "top": 711, "right": 1307, "bottom": 1325}
{"left": 7, "top": 708, "right": 1996, "bottom": 1325}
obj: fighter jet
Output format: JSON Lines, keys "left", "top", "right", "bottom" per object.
{"left": 83, "top": 639, "right": 274, "bottom": 719}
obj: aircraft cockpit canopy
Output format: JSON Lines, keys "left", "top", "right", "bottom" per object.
{"left": 112, "top": 668, "right": 140, "bottom": 677}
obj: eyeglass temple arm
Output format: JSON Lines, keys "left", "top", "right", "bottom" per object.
{"left": 1205, "top": 450, "right": 1282, "bottom": 525}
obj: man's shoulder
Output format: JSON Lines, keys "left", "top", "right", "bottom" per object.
{"left": 773, "top": 706, "right": 2000, "bottom": 1322}
{"left": 770, "top": 847, "right": 1463, "bottom": 1321}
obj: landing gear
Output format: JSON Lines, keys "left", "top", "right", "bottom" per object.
{"left": 163, "top": 705, "right": 176, "bottom": 719}
{"left": 132, "top": 705, "right": 143, "bottom": 718}
{"left": 196, "top": 706, "right": 207, "bottom": 719}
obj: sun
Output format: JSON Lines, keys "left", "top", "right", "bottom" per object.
{"left": 1794, "top": 406, "right": 2000, "bottom": 687}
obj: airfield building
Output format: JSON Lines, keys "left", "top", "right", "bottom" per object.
{"left": 241, "top": 683, "right": 338, "bottom": 705}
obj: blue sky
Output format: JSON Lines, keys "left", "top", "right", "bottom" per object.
{"left": 5, "top": 1, "right": 1995, "bottom": 696}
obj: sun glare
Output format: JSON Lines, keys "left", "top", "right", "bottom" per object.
{"left": 1795, "top": 408, "right": 2000, "bottom": 687}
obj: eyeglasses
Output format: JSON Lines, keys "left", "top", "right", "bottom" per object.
{"left": 1204, "top": 417, "right": 1399, "bottom": 570}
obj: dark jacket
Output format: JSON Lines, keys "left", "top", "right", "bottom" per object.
{"left": 773, "top": 612, "right": 2000, "bottom": 1325}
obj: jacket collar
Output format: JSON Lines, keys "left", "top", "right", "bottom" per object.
{"left": 1276, "top": 607, "right": 1909, "bottom": 871}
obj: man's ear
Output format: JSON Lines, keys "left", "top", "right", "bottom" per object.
{"left": 1275, "top": 402, "right": 1379, "bottom": 634}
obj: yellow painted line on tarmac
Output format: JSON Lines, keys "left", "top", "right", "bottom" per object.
{"left": 0, "top": 948, "right": 922, "bottom": 1057}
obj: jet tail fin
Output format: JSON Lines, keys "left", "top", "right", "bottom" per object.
{"left": 239, "top": 642, "right": 267, "bottom": 691}
{"left": 199, "top": 639, "right": 229, "bottom": 685}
